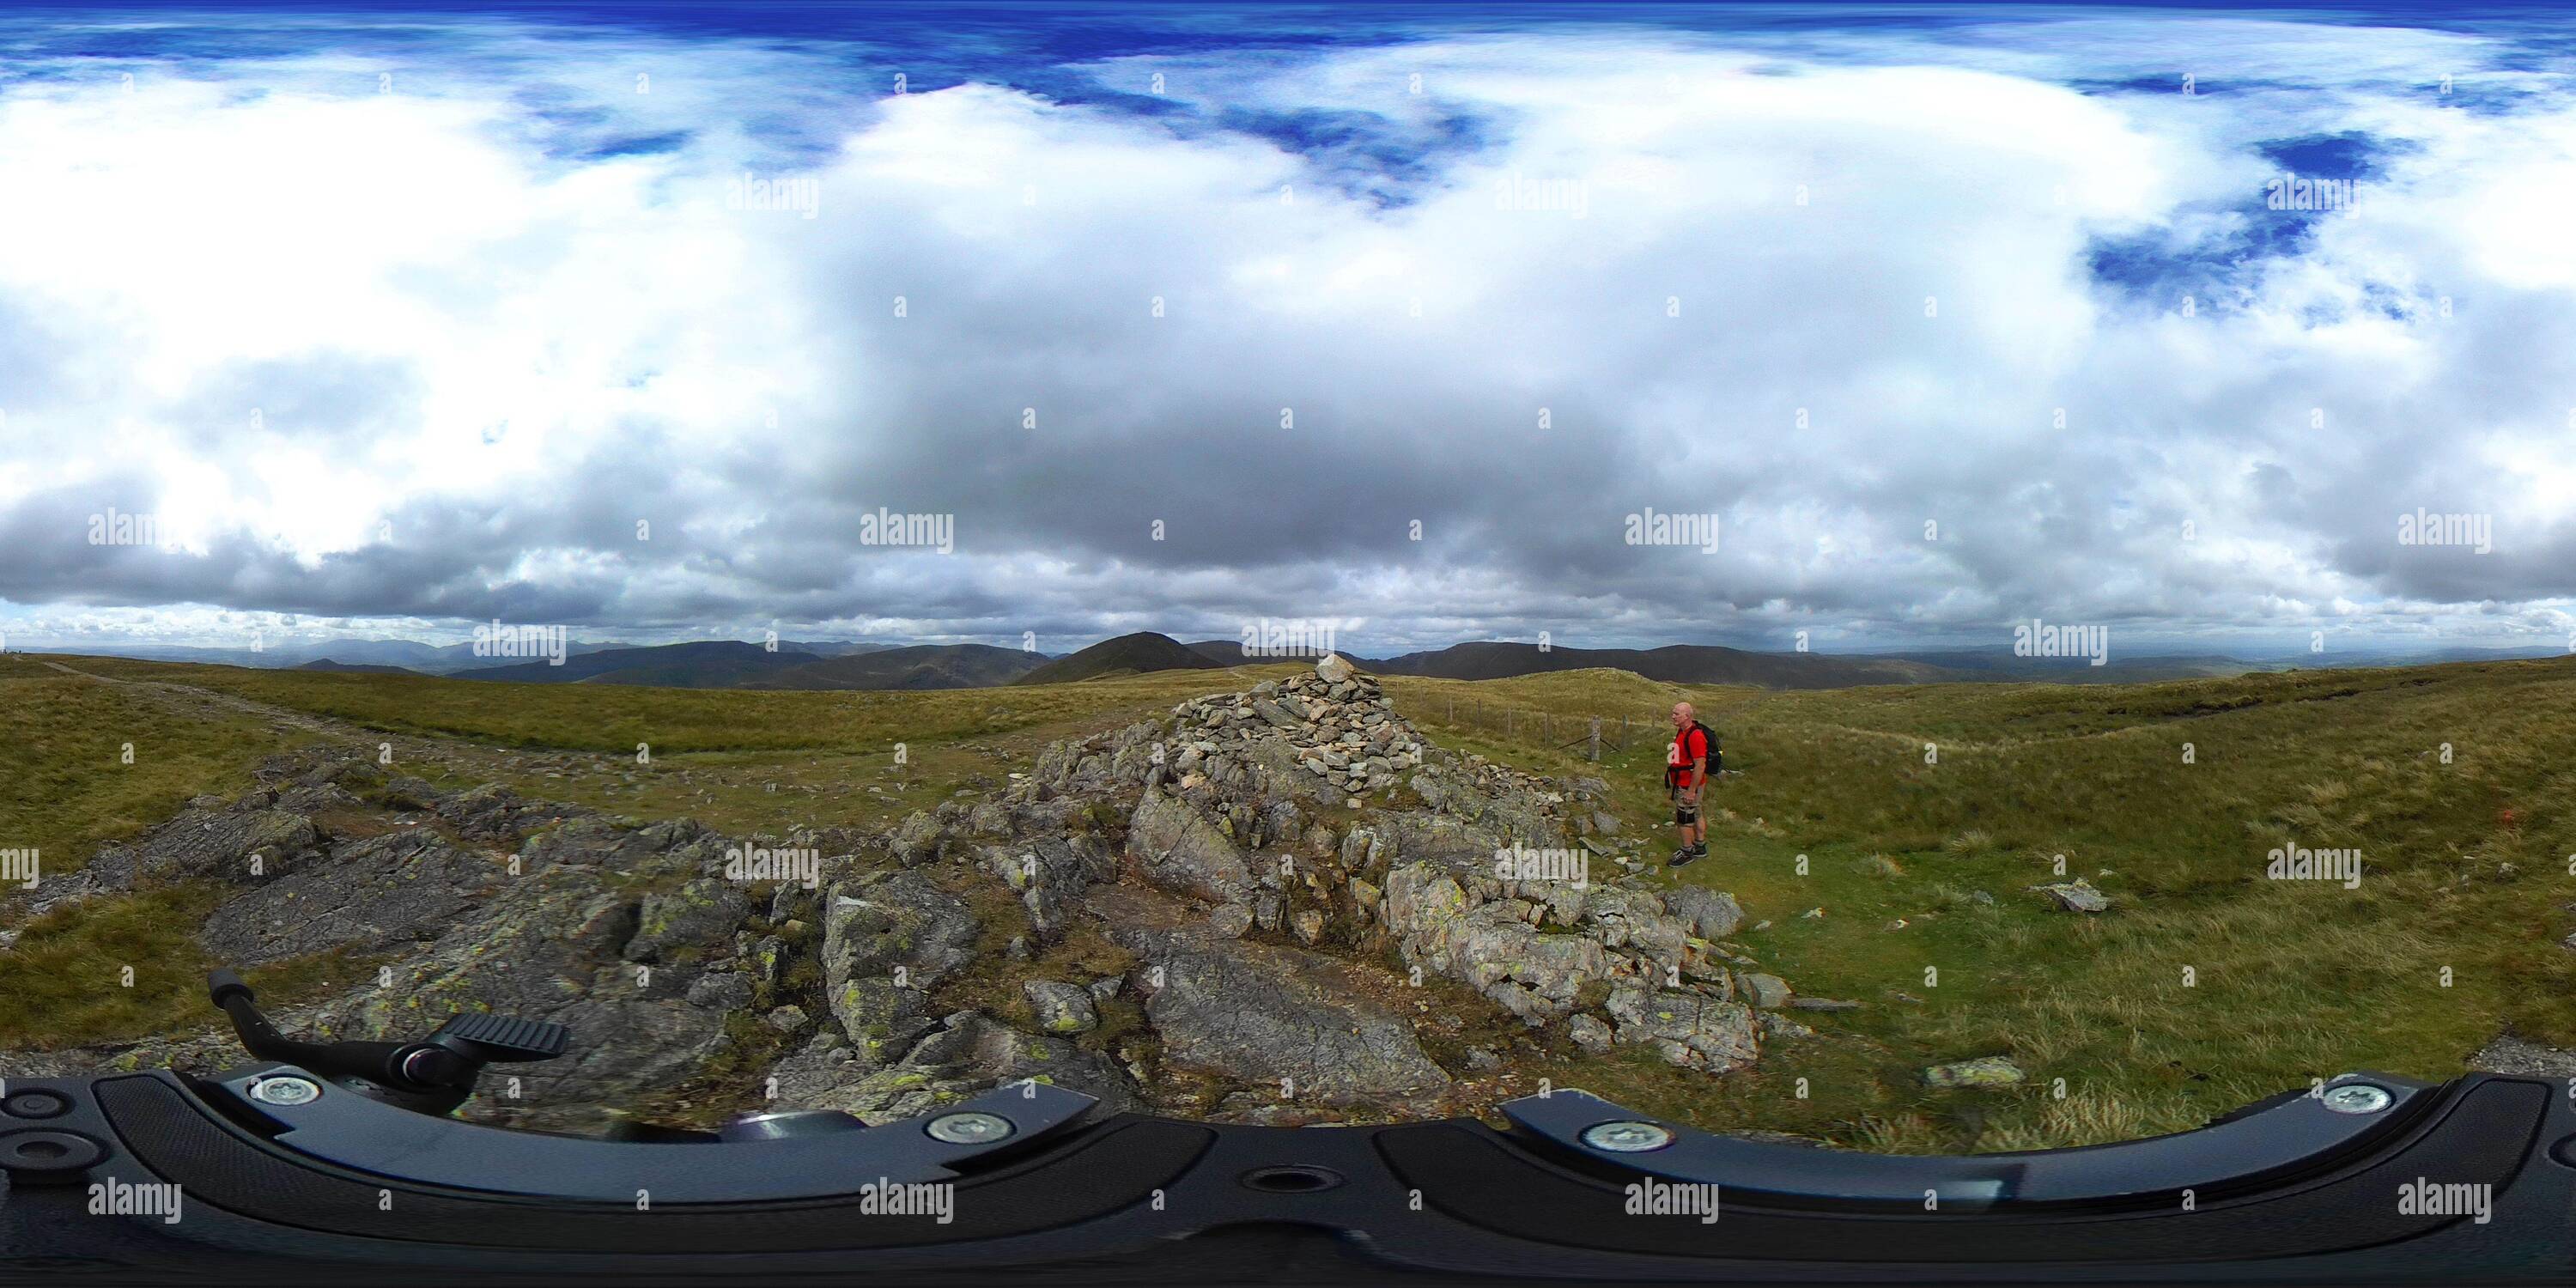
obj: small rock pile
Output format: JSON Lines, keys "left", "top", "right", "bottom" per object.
{"left": 1159, "top": 653, "right": 1424, "bottom": 803}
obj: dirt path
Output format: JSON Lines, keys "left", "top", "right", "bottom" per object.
{"left": 36, "top": 658, "right": 616, "bottom": 797}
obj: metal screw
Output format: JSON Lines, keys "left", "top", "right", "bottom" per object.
{"left": 248, "top": 1077, "right": 321, "bottom": 1107}
{"left": 2320, "top": 1083, "right": 2392, "bottom": 1115}
{"left": 925, "top": 1111, "right": 1014, "bottom": 1145}
{"left": 1580, "top": 1120, "right": 1675, "bottom": 1152}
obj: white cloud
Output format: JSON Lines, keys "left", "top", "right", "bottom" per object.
{"left": 0, "top": 12, "right": 2570, "bottom": 655}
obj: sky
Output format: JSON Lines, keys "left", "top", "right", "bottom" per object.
{"left": 1, "top": 2, "right": 2572, "bottom": 659}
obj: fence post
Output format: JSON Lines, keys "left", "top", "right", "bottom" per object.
{"left": 1588, "top": 717, "right": 1601, "bottom": 762}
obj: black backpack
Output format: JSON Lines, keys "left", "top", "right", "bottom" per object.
{"left": 1670, "top": 720, "right": 1722, "bottom": 783}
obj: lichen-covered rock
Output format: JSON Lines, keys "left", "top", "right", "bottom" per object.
{"left": 197, "top": 830, "right": 497, "bottom": 966}
{"left": 2027, "top": 879, "right": 2110, "bottom": 913}
{"left": 1663, "top": 884, "right": 1746, "bottom": 939}
{"left": 1023, "top": 980, "right": 1099, "bottom": 1034}
{"left": 1291, "top": 908, "right": 1326, "bottom": 945}
{"left": 1923, "top": 1055, "right": 2025, "bottom": 1087}
{"left": 1605, "top": 986, "right": 1761, "bottom": 1072}
{"left": 1741, "top": 972, "right": 1793, "bottom": 1010}
{"left": 770, "top": 1012, "right": 1143, "bottom": 1124}
{"left": 819, "top": 871, "right": 981, "bottom": 1066}
{"left": 1568, "top": 1013, "right": 1615, "bottom": 1054}
{"left": 1117, "top": 920, "right": 1450, "bottom": 1108}
{"left": 981, "top": 835, "right": 1115, "bottom": 936}
{"left": 689, "top": 971, "right": 757, "bottom": 1011}
{"left": 55, "top": 807, "right": 323, "bottom": 908}
{"left": 624, "top": 878, "right": 756, "bottom": 963}
{"left": 1127, "top": 788, "right": 1255, "bottom": 906}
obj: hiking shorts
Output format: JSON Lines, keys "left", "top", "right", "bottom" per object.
{"left": 1671, "top": 785, "right": 1699, "bottom": 826}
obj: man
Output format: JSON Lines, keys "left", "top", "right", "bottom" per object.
{"left": 1665, "top": 702, "right": 1714, "bottom": 867}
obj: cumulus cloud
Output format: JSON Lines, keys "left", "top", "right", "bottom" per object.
{"left": 0, "top": 9, "right": 2570, "bottom": 657}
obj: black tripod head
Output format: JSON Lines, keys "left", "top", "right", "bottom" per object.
{"left": 207, "top": 968, "right": 570, "bottom": 1116}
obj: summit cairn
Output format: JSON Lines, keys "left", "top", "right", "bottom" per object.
{"left": 1173, "top": 653, "right": 1423, "bottom": 799}
{"left": 959, "top": 654, "right": 1792, "bottom": 1106}
{"left": 1314, "top": 652, "right": 1357, "bottom": 684}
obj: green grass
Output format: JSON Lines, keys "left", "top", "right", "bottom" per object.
{"left": 0, "top": 882, "right": 371, "bottom": 1050}
{"left": 0, "top": 656, "right": 297, "bottom": 877}
{"left": 1387, "top": 656, "right": 2576, "bottom": 1151}
{"left": 63, "top": 654, "right": 1309, "bottom": 756}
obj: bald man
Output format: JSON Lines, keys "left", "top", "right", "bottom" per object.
{"left": 1665, "top": 702, "right": 1715, "bottom": 867}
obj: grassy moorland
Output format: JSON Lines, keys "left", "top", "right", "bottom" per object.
{"left": 0, "top": 654, "right": 284, "bottom": 879}
{"left": 51, "top": 654, "right": 1314, "bottom": 837}
{"left": 5, "top": 650, "right": 2572, "bottom": 1151}
{"left": 1383, "top": 658, "right": 2576, "bottom": 1150}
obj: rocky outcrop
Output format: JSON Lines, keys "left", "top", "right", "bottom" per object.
{"left": 1024, "top": 980, "right": 1099, "bottom": 1033}
{"left": 1114, "top": 914, "right": 1451, "bottom": 1109}
{"left": 769, "top": 1010, "right": 1145, "bottom": 1124}
{"left": 1127, "top": 789, "right": 1256, "bottom": 908}
{"left": 12, "top": 654, "right": 1793, "bottom": 1136}
{"left": 957, "top": 655, "right": 1789, "bottom": 1083}
{"left": 0, "top": 749, "right": 1135, "bottom": 1137}
{"left": 1606, "top": 986, "right": 1762, "bottom": 1072}
{"left": 819, "top": 870, "right": 982, "bottom": 1066}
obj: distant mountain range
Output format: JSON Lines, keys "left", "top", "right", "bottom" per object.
{"left": 19, "top": 636, "right": 896, "bottom": 675}
{"left": 1365, "top": 641, "right": 1953, "bottom": 689}
{"left": 457, "top": 641, "right": 827, "bottom": 688}
{"left": 745, "top": 643, "right": 1046, "bottom": 690}
{"left": 16, "top": 633, "right": 2567, "bottom": 692}
{"left": 295, "top": 659, "right": 424, "bottom": 677}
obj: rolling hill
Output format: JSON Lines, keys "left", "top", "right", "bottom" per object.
{"left": 745, "top": 643, "right": 1048, "bottom": 690}
{"left": 1368, "top": 641, "right": 1957, "bottom": 689}
{"left": 294, "top": 659, "right": 423, "bottom": 677}
{"left": 458, "top": 641, "right": 824, "bottom": 688}
{"left": 1014, "top": 632, "right": 1224, "bottom": 684}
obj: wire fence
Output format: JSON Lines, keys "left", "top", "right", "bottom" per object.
{"left": 1419, "top": 695, "right": 1667, "bottom": 762}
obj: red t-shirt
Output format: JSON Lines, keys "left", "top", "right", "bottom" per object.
{"left": 1668, "top": 724, "right": 1710, "bottom": 787}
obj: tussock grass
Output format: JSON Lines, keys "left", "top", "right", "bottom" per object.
{"left": 0, "top": 661, "right": 291, "bottom": 877}
{"left": 1395, "top": 655, "right": 2576, "bottom": 1151}
{"left": 62, "top": 654, "right": 1309, "bottom": 756}
{"left": 0, "top": 882, "right": 370, "bottom": 1049}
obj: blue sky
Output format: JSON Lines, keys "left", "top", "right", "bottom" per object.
{"left": 0, "top": 3, "right": 2571, "bottom": 658}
